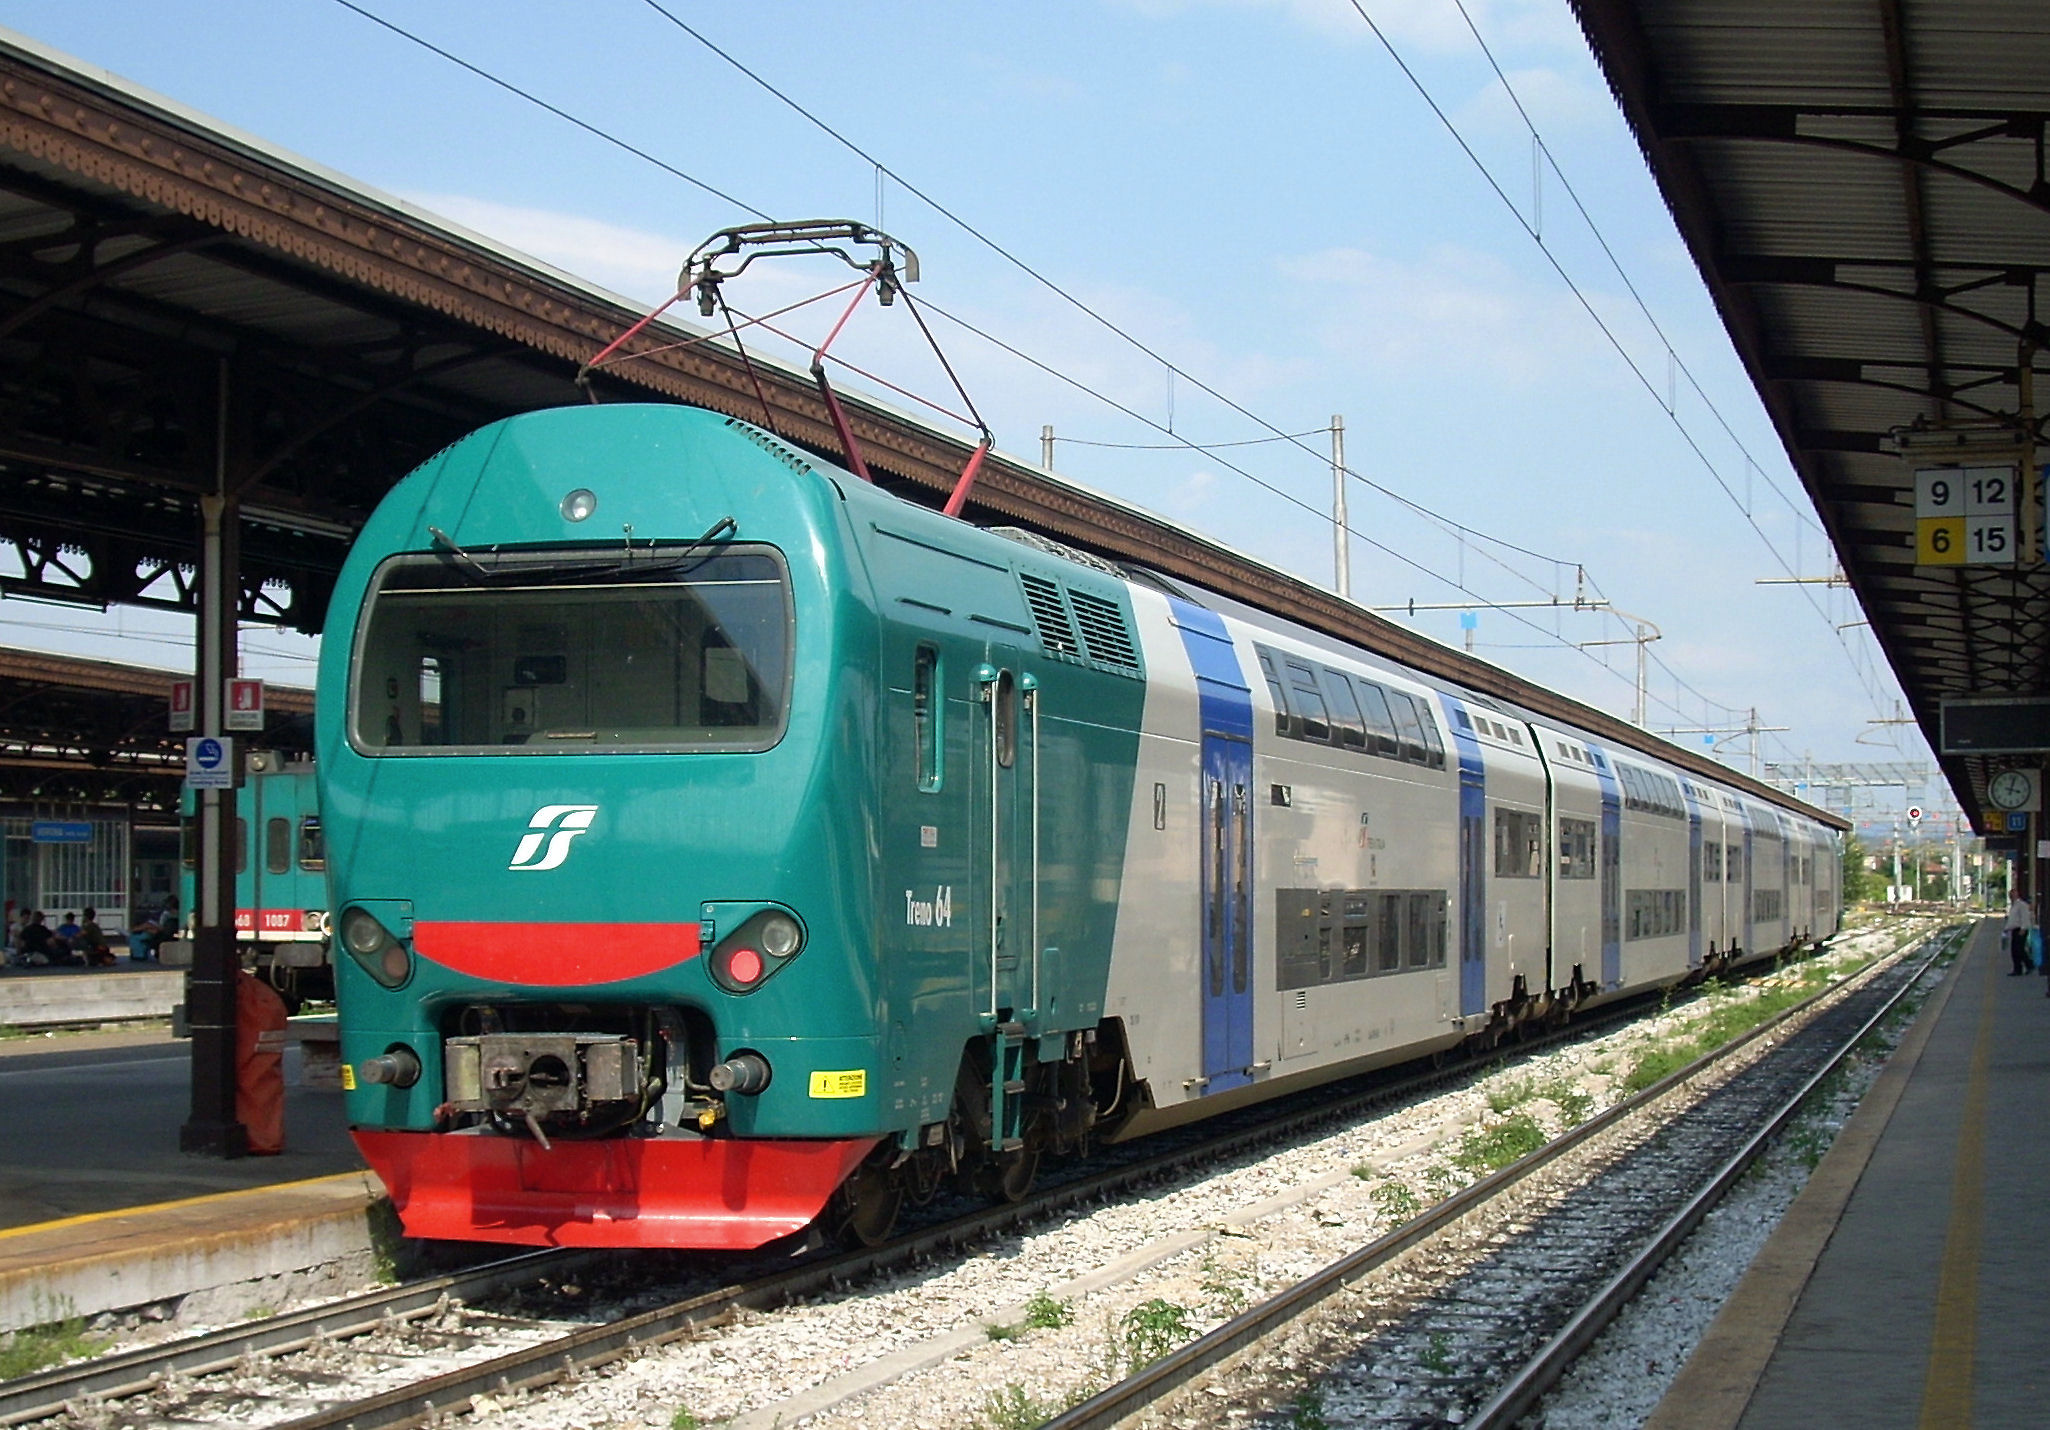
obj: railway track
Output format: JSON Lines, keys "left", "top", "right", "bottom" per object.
{"left": 1, "top": 918, "right": 1934, "bottom": 1430}
{"left": 1044, "top": 921, "right": 1965, "bottom": 1430}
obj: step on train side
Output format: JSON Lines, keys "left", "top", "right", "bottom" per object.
{"left": 317, "top": 404, "right": 1842, "bottom": 1250}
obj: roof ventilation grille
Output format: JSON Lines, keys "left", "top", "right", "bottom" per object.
{"left": 1019, "top": 573, "right": 1081, "bottom": 655}
{"left": 1069, "top": 590, "right": 1139, "bottom": 669}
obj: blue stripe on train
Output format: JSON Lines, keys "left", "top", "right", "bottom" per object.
{"left": 1586, "top": 741, "right": 1623, "bottom": 989}
{"left": 1168, "top": 598, "right": 1254, "bottom": 1095}
{"left": 1438, "top": 695, "right": 1488, "bottom": 1019}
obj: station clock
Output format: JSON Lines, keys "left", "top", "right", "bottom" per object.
{"left": 1987, "top": 768, "right": 2037, "bottom": 812}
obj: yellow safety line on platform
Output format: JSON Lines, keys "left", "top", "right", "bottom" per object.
{"left": 1916, "top": 940, "right": 1996, "bottom": 1428}
{"left": 0, "top": 1172, "right": 370, "bottom": 1242}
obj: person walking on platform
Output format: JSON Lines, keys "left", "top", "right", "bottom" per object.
{"left": 2006, "top": 887, "right": 2034, "bottom": 975}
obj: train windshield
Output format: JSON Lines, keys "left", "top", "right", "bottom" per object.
{"left": 349, "top": 545, "right": 792, "bottom": 754}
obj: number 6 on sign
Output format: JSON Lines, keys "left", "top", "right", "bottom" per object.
{"left": 1916, "top": 517, "right": 1963, "bottom": 565}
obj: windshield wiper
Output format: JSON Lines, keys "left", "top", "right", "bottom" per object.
{"left": 429, "top": 516, "right": 740, "bottom": 584}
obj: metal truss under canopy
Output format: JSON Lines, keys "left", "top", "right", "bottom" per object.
{"left": 0, "top": 645, "right": 310, "bottom": 813}
{"left": 1572, "top": 0, "right": 2050, "bottom": 833}
{"left": 0, "top": 27, "right": 1834, "bottom": 823}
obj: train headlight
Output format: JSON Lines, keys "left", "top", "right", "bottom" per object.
{"left": 759, "top": 913, "right": 801, "bottom": 959}
{"left": 339, "top": 907, "right": 412, "bottom": 989}
{"left": 707, "top": 907, "right": 806, "bottom": 994}
{"left": 560, "top": 488, "right": 598, "bottom": 522}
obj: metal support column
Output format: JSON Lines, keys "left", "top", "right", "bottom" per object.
{"left": 1331, "top": 415, "right": 1349, "bottom": 600}
{"left": 180, "top": 359, "right": 247, "bottom": 1157}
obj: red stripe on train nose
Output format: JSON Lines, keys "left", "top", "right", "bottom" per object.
{"left": 409, "top": 922, "right": 701, "bottom": 986}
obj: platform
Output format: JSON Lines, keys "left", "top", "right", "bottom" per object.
{"left": 0, "top": 1027, "right": 378, "bottom": 1330}
{"left": 1648, "top": 918, "right": 2049, "bottom": 1428}
{"left": 0, "top": 962, "right": 182, "bottom": 1028}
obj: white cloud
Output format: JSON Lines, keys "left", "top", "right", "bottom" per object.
{"left": 1455, "top": 65, "right": 1612, "bottom": 136}
{"left": 1280, "top": 243, "right": 1611, "bottom": 385}
{"left": 404, "top": 192, "right": 690, "bottom": 307}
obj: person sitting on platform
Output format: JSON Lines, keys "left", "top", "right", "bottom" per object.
{"left": 17, "top": 910, "right": 55, "bottom": 966}
{"left": 2007, "top": 886, "right": 2035, "bottom": 975}
{"left": 77, "top": 908, "right": 113, "bottom": 967}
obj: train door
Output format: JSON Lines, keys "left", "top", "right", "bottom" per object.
{"left": 1441, "top": 697, "right": 1487, "bottom": 1018}
{"left": 1199, "top": 734, "right": 1253, "bottom": 1091}
{"left": 1170, "top": 598, "right": 1254, "bottom": 1095}
{"left": 1739, "top": 806, "right": 1755, "bottom": 956}
{"left": 973, "top": 654, "right": 1038, "bottom": 1025}
{"left": 1590, "top": 747, "right": 1622, "bottom": 988}
{"left": 1684, "top": 785, "right": 1704, "bottom": 969}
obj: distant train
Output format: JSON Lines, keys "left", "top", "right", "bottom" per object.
{"left": 177, "top": 754, "right": 332, "bottom": 1005}
{"left": 319, "top": 404, "right": 1841, "bottom": 1251}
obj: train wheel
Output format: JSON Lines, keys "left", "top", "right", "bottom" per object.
{"left": 836, "top": 1158, "right": 904, "bottom": 1247}
{"left": 980, "top": 1147, "right": 1039, "bottom": 1204}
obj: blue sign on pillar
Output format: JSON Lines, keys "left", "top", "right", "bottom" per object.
{"left": 30, "top": 821, "right": 91, "bottom": 845}
{"left": 185, "top": 735, "right": 235, "bottom": 789}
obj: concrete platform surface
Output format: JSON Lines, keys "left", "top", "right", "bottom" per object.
{"left": 1649, "top": 918, "right": 2050, "bottom": 1428}
{"left": 0, "top": 1032, "right": 366, "bottom": 1228}
{"left": 0, "top": 964, "right": 182, "bottom": 1028}
{"left": 0, "top": 1172, "right": 384, "bottom": 1331}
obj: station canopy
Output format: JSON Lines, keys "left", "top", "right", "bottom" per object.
{"left": 1572, "top": 1, "right": 2050, "bottom": 832}
{"left": 0, "top": 26, "right": 1838, "bottom": 823}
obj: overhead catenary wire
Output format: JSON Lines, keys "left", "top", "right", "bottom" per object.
{"left": 334, "top": 0, "right": 1594, "bottom": 611}
{"left": 633, "top": 0, "right": 1591, "bottom": 589}
{"left": 1345, "top": 0, "right": 1895, "bottom": 724}
{"left": 1446, "top": 0, "right": 1819, "bottom": 538}
{"left": 326, "top": 1, "right": 1800, "bottom": 749}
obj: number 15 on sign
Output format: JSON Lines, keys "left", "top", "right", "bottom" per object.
{"left": 1915, "top": 465, "right": 2016, "bottom": 567}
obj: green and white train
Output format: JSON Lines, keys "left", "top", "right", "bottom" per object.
{"left": 319, "top": 404, "right": 1841, "bottom": 1250}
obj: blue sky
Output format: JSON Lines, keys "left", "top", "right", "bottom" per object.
{"left": 0, "top": 0, "right": 1946, "bottom": 818}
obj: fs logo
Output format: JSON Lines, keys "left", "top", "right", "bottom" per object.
{"left": 508, "top": 804, "right": 599, "bottom": 872}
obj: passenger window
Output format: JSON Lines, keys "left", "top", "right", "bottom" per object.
{"left": 265, "top": 817, "right": 290, "bottom": 875}
{"left": 1356, "top": 682, "right": 1401, "bottom": 758}
{"left": 1376, "top": 893, "right": 1402, "bottom": 972}
{"left": 1257, "top": 649, "right": 1292, "bottom": 736}
{"left": 913, "top": 645, "right": 943, "bottom": 792}
{"left": 1386, "top": 691, "right": 1430, "bottom": 764}
{"left": 1405, "top": 893, "right": 1434, "bottom": 969}
{"left": 1417, "top": 705, "right": 1446, "bottom": 768}
{"left": 1322, "top": 669, "right": 1366, "bottom": 750}
{"left": 1285, "top": 660, "right": 1330, "bottom": 742}
{"left": 298, "top": 816, "right": 325, "bottom": 872}
{"left": 1493, "top": 809, "right": 1543, "bottom": 878}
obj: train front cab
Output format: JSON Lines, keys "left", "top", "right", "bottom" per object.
{"left": 322, "top": 408, "right": 903, "bottom": 1250}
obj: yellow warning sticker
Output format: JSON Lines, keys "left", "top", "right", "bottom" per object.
{"left": 809, "top": 1069, "right": 867, "bottom": 1099}
{"left": 339, "top": 1062, "right": 357, "bottom": 1091}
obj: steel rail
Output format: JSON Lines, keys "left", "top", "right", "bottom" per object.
{"left": 1461, "top": 922, "right": 1968, "bottom": 1429}
{"left": 0, "top": 971, "right": 1644, "bottom": 1427}
{"left": 1040, "top": 921, "right": 1963, "bottom": 1430}
{"left": 0, "top": 1246, "right": 592, "bottom": 1427}
{"left": 0, "top": 922, "right": 1913, "bottom": 1429}
{"left": 249, "top": 953, "right": 1798, "bottom": 1430}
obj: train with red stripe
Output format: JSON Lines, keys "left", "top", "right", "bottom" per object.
{"left": 321, "top": 404, "right": 1842, "bottom": 1250}
{"left": 176, "top": 753, "right": 332, "bottom": 1006}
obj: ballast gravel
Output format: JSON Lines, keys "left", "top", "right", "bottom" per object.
{"left": 28, "top": 917, "right": 1938, "bottom": 1430}
{"left": 424, "top": 919, "right": 1930, "bottom": 1430}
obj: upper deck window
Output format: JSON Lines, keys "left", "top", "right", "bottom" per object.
{"left": 349, "top": 545, "right": 792, "bottom": 755}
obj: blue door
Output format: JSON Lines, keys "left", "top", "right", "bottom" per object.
{"left": 1169, "top": 599, "right": 1254, "bottom": 1094}
{"left": 1440, "top": 696, "right": 1488, "bottom": 1019}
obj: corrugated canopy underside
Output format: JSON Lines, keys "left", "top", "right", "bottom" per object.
{"left": 1571, "top": 0, "right": 2050, "bottom": 834}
